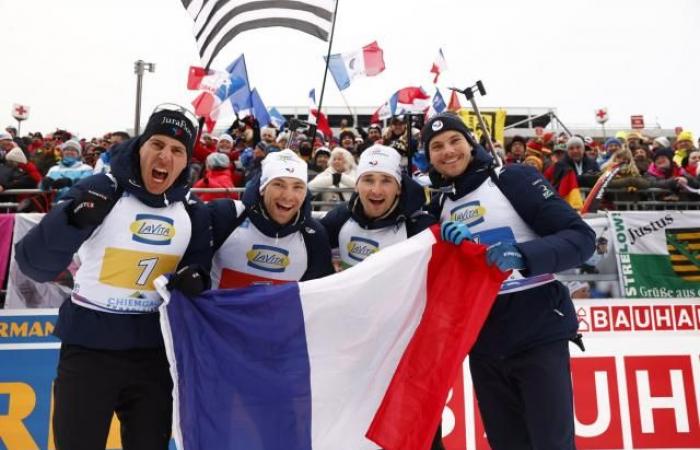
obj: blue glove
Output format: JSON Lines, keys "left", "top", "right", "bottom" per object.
{"left": 441, "top": 221, "right": 473, "bottom": 246}
{"left": 486, "top": 242, "right": 526, "bottom": 271}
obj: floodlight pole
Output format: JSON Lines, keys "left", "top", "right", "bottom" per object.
{"left": 134, "top": 60, "right": 156, "bottom": 135}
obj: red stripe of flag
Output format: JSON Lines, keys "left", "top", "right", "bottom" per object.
{"left": 366, "top": 225, "right": 507, "bottom": 450}
{"left": 362, "top": 41, "right": 386, "bottom": 76}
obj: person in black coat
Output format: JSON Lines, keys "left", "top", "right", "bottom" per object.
{"left": 422, "top": 112, "right": 595, "bottom": 450}
{"left": 15, "top": 106, "right": 212, "bottom": 450}
{"left": 207, "top": 149, "right": 334, "bottom": 289}
{"left": 321, "top": 144, "right": 444, "bottom": 449}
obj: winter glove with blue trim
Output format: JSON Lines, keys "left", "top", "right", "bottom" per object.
{"left": 486, "top": 241, "right": 526, "bottom": 271}
{"left": 440, "top": 221, "right": 473, "bottom": 246}
{"left": 167, "top": 265, "right": 210, "bottom": 299}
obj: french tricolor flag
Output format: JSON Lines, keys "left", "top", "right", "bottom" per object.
{"left": 327, "top": 41, "right": 386, "bottom": 91}
{"left": 157, "top": 228, "right": 506, "bottom": 450}
{"left": 430, "top": 48, "right": 448, "bottom": 84}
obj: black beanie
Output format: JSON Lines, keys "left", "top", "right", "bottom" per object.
{"left": 653, "top": 147, "right": 674, "bottom": 162}
{"left": 140, "top": 109, "right": 197, "bottom": 156}
{"left": 421, "top": 112, "right": 477, "bottom": 160}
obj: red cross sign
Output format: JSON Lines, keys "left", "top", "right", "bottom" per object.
{"left": 12, "top": 103, "right": 30, "bottom": 120}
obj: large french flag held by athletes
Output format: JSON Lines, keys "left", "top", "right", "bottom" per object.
{"left": 327, "top": 41, "right": 385, "bottom": 90}
{"left": 157, "top": 228, "right": 506, "bottom": 450}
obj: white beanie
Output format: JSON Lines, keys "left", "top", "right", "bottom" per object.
{"left": 566, "top": 136, "right": 584, "bottom": 149}
{"left": 5, "top": 147, "right": 27, "bottom": 164}
{"left": 61, "top": 139, "right": 82, "bottom": 153}
{"left": 356, "top": 144, "right": 402, "bottom": 185}
{"left": 259, "top": 149, "right": 308, "bottom": 192}
{"left": 0, "top": 132, "right": 12, "bottom": 141}
{"left": 206, "top": 152, "right": 230, "bottom": 169}
{"left": 653, "top": 136, "right": 670, "bottom": 148}
{"left": 219, "top": 133, "right": 234, "bottom": 143}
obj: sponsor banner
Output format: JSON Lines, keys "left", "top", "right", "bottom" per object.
{"left": 2, "top": 299, "right": 698, "bottom": 449}
{"left": 455, "top": 108, "right": 507, "bottom": 145}
{"left": 5, "top": 214, "right": 72, "bottom": 309}
{"left": 441, "top": 297, "right": 700, "bottom": 449}
{"left": 0, "top": 309, "right": 175, "bottom": 450}
{"left": 610, "top": 211, "right": 700, "bottom": 298}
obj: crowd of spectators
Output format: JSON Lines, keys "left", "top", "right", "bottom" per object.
{"left": 1, "top": 114, "right": 699, "bottom": 213}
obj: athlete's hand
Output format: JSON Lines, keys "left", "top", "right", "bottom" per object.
{"left": 440, "top": 221, "right": 472, "bottom": 246}
{"left": 167, "top": 265, "right": 210, "bottom": 299}
{"left": 486, "top": 242, "right": 526, "bottom": 272}
{"left": 67, "top": 189, "right": 116, "bottom": 229}
{"left": 52, "top": 178, "right": 73, "bottom": 190}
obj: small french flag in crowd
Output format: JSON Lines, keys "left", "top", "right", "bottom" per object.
{"left": 157, "top": 228, "right": 506, "bottom": 450}
{"left": 327, "top": 41, "right": 386, "bottom": 90}
{"left": 430, "top": 48, "right": 448, "bottom": 84}
{"left": 427, "top": 88, "right": 447, "bottom": 118}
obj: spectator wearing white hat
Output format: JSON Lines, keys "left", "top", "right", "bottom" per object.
{"left": 41, "top": 139, "right": 93, "bottom": 200}
{"left": 205, "top": 149, "right": 334, "bottom": 290}
{"left": 308, "top": 147, "right": 357, "bottom": 210}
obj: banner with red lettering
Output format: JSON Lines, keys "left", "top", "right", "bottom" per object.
{"left": 1, "top": 299, "right": 699, "bottom": 449}
{"left": 610, "top": 211, "right": 700, "bottom": 298}
{"left": 440, "top": 297, "right": 700, "bottom": 449}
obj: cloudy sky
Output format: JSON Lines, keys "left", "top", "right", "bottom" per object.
{"left": 2, "top": 0, "right": 699, "bottom": 139}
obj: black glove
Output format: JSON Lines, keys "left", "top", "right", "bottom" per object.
{"left": 66, "top": 189, "right": 116, "bottom": 229}
{"left": 167, "top": 265, "right": 210, "bottom": 299}
{"left": 332, "top": 172, "right": 342, "bottom": 186}
{"left": 52, "top": 178, "right": 73, "bottom": 189}
{"left": 40, "top": 177, "right": 55, "bottom": 190}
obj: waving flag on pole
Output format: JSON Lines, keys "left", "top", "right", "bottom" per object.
{"left": 307, "top": 88, "right": 332, "bottom": 138}
{"left": 250, "top": 88, "right": 271, "bottom": 126}
{"left": 326, "top": 41, "right": 385, "bottom": 90}
{"left": 371, "top": 86, "right": 431, "bottom": 122}
{"left": 180, "top": 0, "right": 337, "bottom": 68}
{"left": 190, "top": 54, "right": 252, "bottom": 131}
{"left": 426, "top": 88, "right": 447, "bottom": 118}
{"left": 447, "top": 89, "right": 462, "bottom": 112}
{"left": 157, "top": 228, "right": 506, "bottom": 450}
{"left": 430, "top": 48, "right": 447, "bottom": 84}
{"left": 268, "top": 107, "right": 287, "bottom": 129}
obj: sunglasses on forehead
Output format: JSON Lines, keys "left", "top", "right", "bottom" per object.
{"left": 151, "top": 103, "right": 199, "bottom": 129}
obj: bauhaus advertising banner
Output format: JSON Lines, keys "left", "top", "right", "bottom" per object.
{"left": 2, "top": 298, "right": 699, "bottom": 450}
{"left": 609, "top": 211, "right": 700, "bottom": 298}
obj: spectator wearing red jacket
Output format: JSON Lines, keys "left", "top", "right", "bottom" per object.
{"left": 193, "top": 152, "right": 239, "bottom": 201}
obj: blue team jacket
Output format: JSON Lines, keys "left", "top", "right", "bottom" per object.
{"left": 429, "top": 146, "right": 596, "bottom": 357}
{"left": 14, "top": 138, "right": 212, "bottom": 350}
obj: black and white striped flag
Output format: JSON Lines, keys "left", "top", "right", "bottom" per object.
{"left": 181, "top": 0, "right": 337, "bottom": 68}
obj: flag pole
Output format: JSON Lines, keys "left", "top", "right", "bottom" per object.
{"left": 314, "top": 0, "right": 340, "bottom": 138}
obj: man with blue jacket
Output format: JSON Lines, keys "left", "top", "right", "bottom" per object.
{"left": 423, "top": 112, "right": 595, "bottom": 450}
{"left": 15, "top": 106, "right": 212, "bottom": 450}
{"left": 208, "top": 149, "right": 334, "bottom": 288}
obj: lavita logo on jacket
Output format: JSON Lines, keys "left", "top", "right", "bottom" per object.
{"left": 246, "top": 244, "right": 290, "bottom": 272}
{"left": 450, "top": 201, "right": 486, "bottom": 227}
{"left": 130, "top": 214, "right": 176, "bottom": 245}
{"left": 347, "top": 237, "right": 380, "bottom": 262}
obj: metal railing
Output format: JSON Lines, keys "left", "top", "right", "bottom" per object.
{"left": 2, "top": 187, "right": 697, "bottom": 212}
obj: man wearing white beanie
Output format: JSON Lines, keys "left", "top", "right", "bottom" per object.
{"left": 319, "top": 144, "right": 442, "bottom": 447}
{"left": 205, "top": 149, "right": 333, "bottom": 290}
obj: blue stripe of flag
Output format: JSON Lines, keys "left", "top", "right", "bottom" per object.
{"left": 167, "top": 283, "right": 311, "bottom": 450}
{"left": 327, "top": 54, "right": 351, "bottom": 90}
